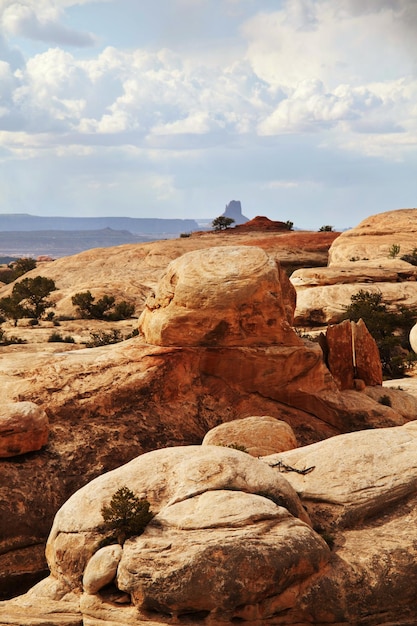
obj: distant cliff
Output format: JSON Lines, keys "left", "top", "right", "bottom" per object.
{"left": 0, "top": 214, "right": 198, "bottom": 235}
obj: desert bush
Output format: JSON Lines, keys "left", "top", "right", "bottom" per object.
{"left": 319, "top": 225, "right": 334, "bottom": 232}
{"left": 378, "top": 394, "right": 392, "bottom": 407}
{"left": 48, "top": 332, "right": 75, "bottom": 343}
{"left": 400, "top": 248, "right": 417, "bottom": 266}
{"left": 72, "top": 291, "right": 134, "bottom": 321}
{"left": 86, "top": 329, "right": 123, "bottom": 347}
{"left": 0, "top": 328, "right": 26, "bottom": 345}
{"left": 100, "top": 487, "right": 154, "bottom": 545}
{"left": 284, "top": 220, "right": 294, "bottom": 231}
{"left": 388, "top": 243, "right": 401, "bottom": 258}
{"left": 343, "top": 289, "right": 417, "bottom": 378}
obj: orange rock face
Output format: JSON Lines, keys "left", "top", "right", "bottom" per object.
{"left": 0, "top": 402, "right": 48, "bottom": 458}
{"left": 202, "top": 415, "right": 298, "bottom": 456}
{"left": 139, "top": 246, "right": 302, "bottom": 347}
{"left": 326, "top": 319, "right": 382, "bottom": 390}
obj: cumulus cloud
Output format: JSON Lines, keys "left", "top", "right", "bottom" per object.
{"left": 0, "top": 0, "right": 415, "bottom": 168}
{"left": 1, "top": 1, "right": 96, "bottom": 46}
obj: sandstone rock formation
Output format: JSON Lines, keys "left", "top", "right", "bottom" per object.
{"left": 292, "top": 209, "right": 417, "bottom": 325}
{"left": 221, "top": 199, "right": 249, "bottom": 224}
{"left": 0, "top": 401, "right": 48, "bottom": 458}
{"left": 138, "top": 246, "right": 300, "bottom": 347}
{"left": 325, "top": 319, "right": 382, "bottom": 390}
{"left": 0, "top": 243, "right": 414, "bottom": 602}
{"left": 4, "top": 423, "right": 417, "bottom": 625}
{"left": 202, "top": 415, "right": 298, "bottom": 456}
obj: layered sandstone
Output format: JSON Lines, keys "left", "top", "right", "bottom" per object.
{"left": 292, "top": 208, "right": 417, "bottom": 325}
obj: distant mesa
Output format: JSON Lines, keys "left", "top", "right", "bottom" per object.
{"left": 0, "top": 213, "right": 199, "bottom": 235}
{"left": 222, "top": 200, "right": 249, "bottom": 225}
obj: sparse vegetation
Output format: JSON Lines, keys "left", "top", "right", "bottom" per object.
{"left": 284, "top": 220, "right": 294, "bottom": 231}
{"left": 0, "top": 276, "right": 56, "bottom": 325}
{"left": 212, "top": 216, "right": 235, "bottom": 231}
{"left": 319, "top": 225, "right": 334, "bottom": 232}
{"left": 342, "top": 289, "right": 417, "bottom": 378}
{"left": 388, "top": 243, "right": 401, "bottom": 258}
{"left": 218, "top": 443, "right": 249, "bottom": 453}
{"left": 72, "top": 291, "right": 134, "bottom": 321}
{"left": 0, "top": 328, "right": 26, "bottom": 345}
{"left": 48, "top": 331, "right": 75, "bottom": 343}
{"left": 85, "top": 329, "right": 124, "bottom": 347}
{"left": 100, "top": 487, "right": 154, "bottom": 546}
{"left": 10, "top": 257, "right": 37, "bottom": 279}
{"left": 0, "top": 257, "right": 37, "bottom": 284}
{"left": 400, "top": 248, "right": 417, "bottom": 266}
{"left": 378, "top": 394, "right": 392, "bottom": 407}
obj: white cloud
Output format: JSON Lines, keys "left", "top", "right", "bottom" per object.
{"left": 1, "top": 1, "right": 96, "bottom": 46}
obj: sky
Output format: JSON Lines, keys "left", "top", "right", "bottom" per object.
{"left": 0, "top": 0, "right": 416, "bottom": 230}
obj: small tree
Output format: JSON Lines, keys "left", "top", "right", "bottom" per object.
{"left": 319, "top": 225, "right": 334, "bottom": 232}
{"left": 10, "top": 257, "right": 37, "bottom": 279}
{"left": 72, "top": 291, "right": 134, "bottom": 320}
{"left": 12, "top": 276, "right": 56, "bottom": 320}
{"left": 101, "top": 487, "right": 154, "bottom": 545}
{"left": 212, "top": 216, "right": 235, "bottom": 231}
{"left": 388, "top": 244, "right": 400, "bottom": 258}
{"left": 0, "top": 295, "right": 26, "bottom": 326}
{"left": 285, "top": 220, "right": 294, "bottom": 231}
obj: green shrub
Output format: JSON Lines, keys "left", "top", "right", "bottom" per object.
{"left": 343, "top": 289, "right": 417, "bottom": 378}
{"left": 72, "top": 291, "right": 134, "bottom": 321}
{"left": 86, "top": 329, "right": 123, "bottom": 347}
{"left": 388, "top": 243, "right": 400, "bottom": 258}
{"left": 101, "top": 487, "right": 154, "bottom": 545}
{"left": 378, "top": 394, "right": 392, "bottom": 407}
{"left": 319, "top": 225, "right": 334, "bottom": 232}
{"left": 400, "top": 248, "right": 417, "bottom": 266}
{"left": 284, "top": 220, "right": 294, "bottom": 231}
{"left": 48, "top": 331, "right": 75, "bottom": 343}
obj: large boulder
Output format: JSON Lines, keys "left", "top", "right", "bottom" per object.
{"left": 328, "top": 208, "right": 417, "bottom": 266}
{"left": 0, "top": 402, "right": 48, "bottom": 458}
{"left": 1, "top": 445, "right": 330, "bottom": 624}
{"left": 138, "top": 246, "right": 300, "bottom": 347}
{"left": 202, "top": 415, "right": 298, "bottom": 456}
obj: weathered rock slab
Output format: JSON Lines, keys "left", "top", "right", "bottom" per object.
{"left": 270, "top": 420, "right": 417, "bottom": 528}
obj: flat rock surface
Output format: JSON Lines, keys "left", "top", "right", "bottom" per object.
{"left": 271, "top": 421, "right": 417, "bottom": 527}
